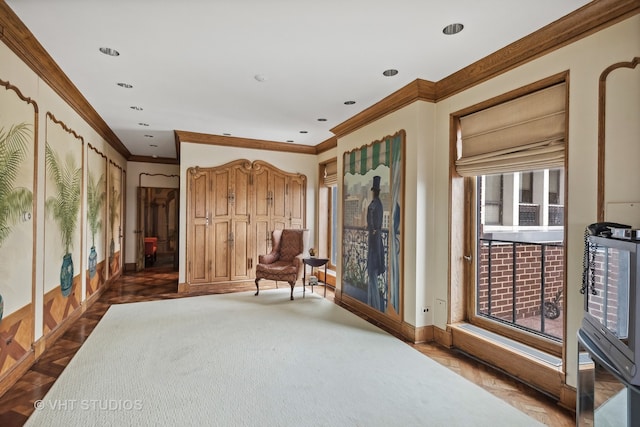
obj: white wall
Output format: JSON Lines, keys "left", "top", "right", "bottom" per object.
{"left": 178, "top": 142, "right": 318, "bottom": 284}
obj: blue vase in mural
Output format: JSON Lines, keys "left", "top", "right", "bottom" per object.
{"left": 60, "top": 253, "right": 74, "bottom": 297}
{"left": 88, "top": 246, "right": 97, "bottom": 279}
{"left": 109, "top": 238, "right": 115, "bottom": 262}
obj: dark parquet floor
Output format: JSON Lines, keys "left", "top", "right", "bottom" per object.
{"left": 0, "top": 266, "right": 576, "bottom": 426}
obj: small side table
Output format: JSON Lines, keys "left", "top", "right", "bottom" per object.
{"left": 302, "top": 257, "right": 329, "bottom": 297}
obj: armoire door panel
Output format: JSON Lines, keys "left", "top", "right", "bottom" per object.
{"left": 254, "top": 168, "right": 269, "bottom": 217}
{"left": 191, "top": 172, "right": 210, "bottom": 220}
{"left": 288, "top": 177, "right": 305, "bottom": 229}
{"left": 255, "top": 220, "right": 271, "bottom": 258}
{"left": 212, "top": 221, "right": 229, "bottom": 281}
{"left": 231, "top": 164, "right": 251, "bottom": 280}
{"left": 271, "top": 172, "right": 287, "bottom": 219}
{"left": 233, "top": 165, "right": 251, "bottom": 217}
{"left": 189, "top": 224, "right": 209, "bottom": 283}
{"left": 271, "top": 219, "right": 286, "bottom": 231}
{"left": 231, "top": 220, "right": 250, "bottom": 280}
{"left": 212, "top": 169, "right": 231, "bottom": 218}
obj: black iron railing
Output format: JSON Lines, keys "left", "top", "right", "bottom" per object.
{"left": 477, "top": 238, "right": 564, "bottom": 340}
{"left": 342, "top": 226, "right": 388, "bottom": 292}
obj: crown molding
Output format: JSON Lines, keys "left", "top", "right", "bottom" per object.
{"left": 315, "top": 136, "right": 337, "bottom": 154}
{"left": 330, "top": 0, "right": 639, "bottom": 140}
{"left": 175, "top": 130, "right": 317, "bottom": 155}
{"left": 0, "top": 1, "right": 131, "bottom": 160}
{"left": 435, "top": 0, "right": 640, "bottom": 101}
{"left": 331, "top": 79, "right": 436, "bottom": 139}
{"left": 174, "top": 130, "right": 181, "bottom": 162}
{"left": 128, "top": 155, "right": 180, "bottom": 165}
{"left": 2, "top": 0, "right": 638, "bottom": 159}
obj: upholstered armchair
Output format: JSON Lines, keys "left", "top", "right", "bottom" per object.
{"left": 255, "top": 229, "right": 308, "bottom": 300}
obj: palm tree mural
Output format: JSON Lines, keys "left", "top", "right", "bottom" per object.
{"left": 86, "top": 172, "right": 105, "bottom": 279}
{"left": 0, "top": 122, "right": 33, "bottom": 322}
{"left": 45, "top": 143, "right": 81, "bottom": 297}
{"left": 108, "top": 170, "right": 121, "bottom": 263}
{"left": 0, "top": 122, "right": 33, "bottom": 248}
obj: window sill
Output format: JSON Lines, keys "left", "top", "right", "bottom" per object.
{"left": 449, "top": 322, "right": 565, "bottom": 401}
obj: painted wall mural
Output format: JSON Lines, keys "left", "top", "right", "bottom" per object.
{"left": 342, "top": 131, "right": 404, "bottom": 321}
{"left": 0, "top": 80, "right": 37, "bottom": 376}
{"left": 43, "top": 113, "right": 83, "bottom": 335}
{"left": 0, "top": 32, "right": 132, "bottom": 395}
{"left": 108, "top": 162, "right": 123, "bottom": 277}
{"left": 86, "top": 144, "right": 107, "bottom": 297}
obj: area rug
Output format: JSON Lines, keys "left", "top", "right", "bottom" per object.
{"left": 26, "top": 288, "right": 543, "bottom": 426}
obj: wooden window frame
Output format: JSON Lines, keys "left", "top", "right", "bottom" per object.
{"left": 450, "top": 72, "right": 570, "bottom": 360}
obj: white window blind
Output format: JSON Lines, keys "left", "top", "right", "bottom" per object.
{"left": 323, "top": 160, "right": 337, "bottom": 186}
{"left": 456, "top": 82, "right": 566, "bottom": 177}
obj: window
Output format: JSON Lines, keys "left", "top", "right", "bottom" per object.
{"left": 477, "top": 168, "right": 565, "bottom": 343}
{"left": 319, "top": 159, "right": 338, "bottom": 270}
{"left": 482, "top": 174, "right": 503, "bottom": 225}
{"left": 455, "top": 79, "right": 568, "bottom": 356}
{"left": 519, "top": 172, "right": 533, "bottom": 203}
{"left": 330, "top": 185, "right": 338, "bottom": 267}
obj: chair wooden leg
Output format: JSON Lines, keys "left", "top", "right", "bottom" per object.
{"left": 254, "top": 278, "right": 260, "bottom": 296}
{"left": 288, "top": 281, "right": 295, "bottom": 300}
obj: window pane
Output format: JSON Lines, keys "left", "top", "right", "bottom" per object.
{"left": 476, "top": 168, "right": 565, "bottom": 342}
{"left": 483, "top": 175, "right": 502, "bottom": 225}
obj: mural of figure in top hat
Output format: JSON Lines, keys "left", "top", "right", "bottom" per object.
{"left": 367, "top": 175, "right": 385, "bottom": 311}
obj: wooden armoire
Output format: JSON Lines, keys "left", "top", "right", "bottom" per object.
{"left": 186, "top": 160, "right": 306, "bottom": 286}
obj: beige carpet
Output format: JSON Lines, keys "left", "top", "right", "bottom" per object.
{"left": 26, "top": 288, "right": 543, "bottom": 426}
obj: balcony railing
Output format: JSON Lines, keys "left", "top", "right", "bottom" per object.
{"left": 342, "top": 226, "right": 388, "bottom": 302}
{"left": 477, "top": 238, "right": 564, "bottom": 341}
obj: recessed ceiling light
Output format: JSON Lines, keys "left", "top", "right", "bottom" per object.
{"left": 223, "top": 133, "right": 231, "bottom": 136}
{"left": 443, "top": 23, "right": 464, "bottom": 35}
{"left": 144, "top": 134, "right": 153, "bottom": 138}
{"left": 254, "top": 74, "right": 268, "bottom": 82}
{"left": 130, "top": 106, "right": 143, "bottom": 111}
{"left": 99, "top": 47, "right": 120, "bottom": 56}
{"left": 138, "top": 122, "right": 149, "bottom": 126}
{"left": 317, "top": 118, "right": 327, "bottom": 122}
{"left": 383, "top": 69, "right": 398, "bottom": 77}
{"left": 344, "top": 101, "right": 356, "bottom": 105}
{"left": 286, "top": 140, "right": 294, "bottom": 143}
{"left": 117, "top": 82, "right": 133, "bottom": 88}
{"left": 149, "top": 144, "right": 158, "bottom": 147}
{"left": 299, "top": 130, "right": 308, "bottom": 134}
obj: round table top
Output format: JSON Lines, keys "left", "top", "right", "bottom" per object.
{"left": 303, "top": 257, "right": 329, "bottom": 267}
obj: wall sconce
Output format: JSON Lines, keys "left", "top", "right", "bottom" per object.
{"left": 22, "top": 212, "right": 31, "bottom": 222}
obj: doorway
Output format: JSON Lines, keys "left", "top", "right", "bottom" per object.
{"left": 137, "top": 187, "right": 179, "bottom": 271}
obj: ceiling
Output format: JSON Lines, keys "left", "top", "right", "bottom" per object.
{"left": 5, "top": 0, "right": 593, "bottom": 160}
